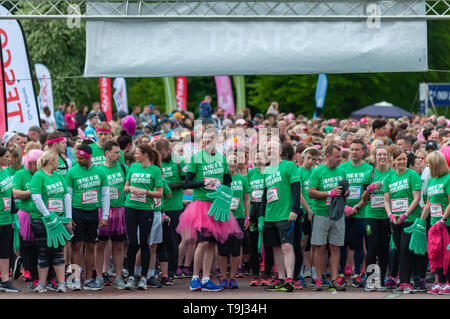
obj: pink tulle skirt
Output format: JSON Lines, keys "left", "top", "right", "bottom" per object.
{"left": 18, "top": 210, "right": 34, "bottom": 242}
{"left": 98, "top": 207, "right": 127, "bottom": 237}
{"left": 176, "top": 200, "right": 243, "bottom": 244}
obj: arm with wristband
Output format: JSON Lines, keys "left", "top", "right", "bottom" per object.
{"left": 397, "top": 190, "right": 421, "bottom": 224}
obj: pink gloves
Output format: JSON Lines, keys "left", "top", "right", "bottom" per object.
{"left": 344, "top": 206, "right": 353, "bottom": 217}
{"left": 367, "top": 183, "right": 380, "bottom": 191}
{"left": 389, "top": 214, "right": 397, "bottom": 223}
{"left": 329, "top": 188, "right": 339, "bottom": 197}
{"left": 397, "top": 213, "right": 409, "bottom": 224}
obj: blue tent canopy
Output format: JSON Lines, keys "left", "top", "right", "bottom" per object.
{"left": 350, "top": 101, "right": 412, "bottom": 119}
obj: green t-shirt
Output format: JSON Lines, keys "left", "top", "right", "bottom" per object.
{"left": 30, "top": 169, "right": 68, "bottom": 219}
{"left": 383, "top": 168, "right": 422, "bottom": 223}
{"left": 161, "top": 156, "right": 187, "bottom": 211}
{"left": 89, "top": 143, "right": 125, "bottom": 166}
{"left": 309, "top": 164, "right": 345, "bottom": 217}
{"left": 154, "top": 179, "right": 172, "bottom": 212}
{"left": 230, "top": 173, "right": 250, "bottom": 219}
{"left": 125, "top": 163, "right": 163, "bottom": 210}
{"left": 247, "top": 168, "right": 266, "bottom": 206}
{"left": 0, "top": 167, "right": 14, "bottom": 225}
{"left": 362, "top": 168, "right": 394, "bottom": 219}
{"left": 338, "top": 161, "right": 373, "bottom": 218}
{"left": 298, "top": 166, "right": 315, "bottom": 210}
{"left": 263, "top": 160, "right": 300, "bottom": 222}
{"left": 427, "top": 173, "right": 450, "bottom": 226}
{"left": 56, "top": 156, "right": 70, "bottom": 176}
{"left": 187, "top": 150, "right": 229, "bottom": 202}
{"left": 100, "top": 163, "right": 128, "bottom": 208}
{"left": 66, "top": 164, "right": 108, "bottom": 210}
{"left": 12, "top": 168, "right": 37, "bottom": 214}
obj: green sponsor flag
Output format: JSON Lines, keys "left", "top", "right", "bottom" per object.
{"left": 233, "top": 75, "right": 246, "bottom": 112}
{"left": 163, "top": 77, "right": 177, "bottom": 113}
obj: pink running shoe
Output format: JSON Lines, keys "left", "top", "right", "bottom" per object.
{"left": 294, "top": 280, "right": 303, "bottom": 290}
{"left": 427, "top": 283, "right": 443, "bottom": 295}
{"left": 439, "top": 282, "right": 450, "bottom": 295}
{"left": 344, "top": 265, "right": 353, "bottom": 277}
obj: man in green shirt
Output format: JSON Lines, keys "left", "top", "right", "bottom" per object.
{"left": 337, "top": 139, "right": 372, "bottom": 287}
{"left": 309, "top": 144, "right": 346, "bottom": 292}
{"left": 46, "top": 131, "right": 71, "bottom": 176}
{"left": 89, "top": 122, "right": 125, "bottom": 166}
{"left": 66, "top": 144, "right": 110, "bottom": 291}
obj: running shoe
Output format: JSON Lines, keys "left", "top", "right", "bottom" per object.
{"left": 137, "top": 277, "right": 147, "bottom": 290}
{"left": 321, "top": 275, "right": 331, "bottom": 286}
{"left": 102, "top": 273, "right": 112, "bottom": 286}
{"left": 299, "top": 276, "right": 307, "bottom": 287}
{"left": 377, "top": 285, "right": 388, "bottom": 292}
{"left": 33, "top": 282, "right": 47, "bottom": 293}
{"left": 84, "top": 278, "right": 103, "bottom": 291}
{"left": 201, "top": 280, "right": 224, "bottom": 292}
{"left": 0, "top": 280, "right": 20, "bottom": 293}
{"left": 402, "top": 284, "right": 414, "bottom": 294}
{"left": 329, "top": 279, "right": 346, "bottom": 291}
{"left": 70, "top": 280, "right": 82, "bottom": 291}
{"left": 439, "top": 282, "right": 450, "bottom": 295}
{"left": 303, "top": 266, "right": 312, "bottom": 278}
{"left": 174, "top": 267, "right": 184, "bottom": 279}
{"left": 12, "top": 256, "right": 22, "bottom": 280}
{"left": 313, "top": 279, "right": 323, "bottom": 291}
{"left": 294, "top": 279, "right": 303, "bottom": 290}
{"left": 352, "top": 275, "right": 365, "bottom": 288}
{"left": 114, "top": 276, "right": 127, "bottom": 290}
{"left": 46, "top": 280, "right": 58, "bottom": 291}
{"left": 28, "top": 280, "right": 39, "bottom": 290}
{"left": 228, "top": 278, "right": 239, "bottom": 289}
{"left": 161, "top": 276, "right": 174, "bottom": 286}
{"left": 343, "top": 265, "right": 353, "bottom": 277}
{"left": 336, "top": 275, "right": 346, "bottom": 287}
{"left": 250, "top": 277, "right": 262, "bottom": 286}
{"left": 261, "top": 277, "right": 272, "bottom": 286}
{"left": 365, "top": 284, "right": 377, "bottom": 292}
{"left": 56, "top": 281, "right": 67, "bottom": 293}
{"left": 384, "top": 276, "right": 397, "bottom": 288}
{"left": 96, "top": 276, "right": 105, "bottom": 289}
{"left": 413, "top": 278, "right": 428, "bottom": 292}
{"left": 22, "top": 269, "right": 31, "bottom": 282}
{"left": 264, "top": 280, "right": 287, "bottom": 292}
{"left": 427, "top": 283, "right": 443, "bottom": 295}
{"left": 182, "top": 267, "right": 193, "bottom": 278}
{"left": 219, "top": 278, "right": 228, "bottom": 289}
{"left": 283, "top": 279, "right": 294, "bottom": 292}
{"left": 189, "top": 278, "right": 202, "bottom": 291}
{"left": 235, "top": 268, "right": 244, "bottom": 278}
{"left": 147, "top": 276, "right": 162, "bottom": 288}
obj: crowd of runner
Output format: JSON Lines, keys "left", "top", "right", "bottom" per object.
{"left": 0, "top": 98, "right": 449, "bottom": 295}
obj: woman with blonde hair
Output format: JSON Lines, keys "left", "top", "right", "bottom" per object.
{"left": 420, "top": 151, "right": 450, "bottom": 294}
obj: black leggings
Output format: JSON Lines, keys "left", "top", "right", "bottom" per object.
{"left": 30, "top": 219, "right": 65, "bottom": 269}
{"left": 165, "top": 210, "right": 182, "bottom": 277}
{"left": 391, "top": 222, "right": 424, "bottom": 284}
{"left": 293, "top": 221, "right": 303, "bottom": 280}
{"left": 365, "top": 218, "right": 390, "bottom": 284}
{"left": 20, "top": 238, "right": 39, "bottom": 281}
{"left": 124, "top": 208, "right": 154, "bottom": 277}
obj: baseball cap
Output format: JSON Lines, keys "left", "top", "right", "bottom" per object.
{"left": 87, "top": 112, "right": 98, "bottom": 120}
{"left": 426, "top": 141, "right": 439, "bottom": 151}
{"left": 173, "top": 112, "right": 185, "bottom": 120}
{"left": 117, "top": 111, "right": 128, "bottom": 119}
{"left": 2, "top": 131, "right": 17, "bottom": 145}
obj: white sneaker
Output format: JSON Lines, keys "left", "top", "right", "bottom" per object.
{"left": 303, "top": 267, "right": 312, "bottom": 278}
{"left": 71, "top": 280, "right": 81, "bottom": 291}
{"left": 125, "top": 277, "right": 136, "bottom": 290}
{"left": 56, "top": 281, "right": 67, "bottom": 293}
{"left": 136, "top": 277, "right": 147, "bottom": 290}
{"left": 33, "top": 282, "right": 47, "bottom": 293}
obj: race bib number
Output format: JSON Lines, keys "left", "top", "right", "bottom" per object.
{"left": 251, "top": 190, "right": 263, "bottom": 202}
{"left": 82, "top": 190, "right": 98, "bottom": 204}
{"left": 430, "top": 204, "right": 444, "bottom": 217}
{"left": 391, "top": 198, "right": 408, "bottom": 213}
{"left": 370, "top": 195, "right": 384, "bottom": 208}
{"left": 267, "top": 188, "right": 279, "bottom": 203}
{"left": 326, "top": 197, "right": 332, "bottom": 206}
{"left": 3, "top": 198, "right": 11, "bottom": 211}
{"left": 204, "top": 177, "right": 221, "bottom": 190}
{"left": 48, "top": 198, "right": 64, "bottom": 212}
{"left": 348, "top": 186, "right": 362, "bottom": 200}
{"left": 231, "top": 197, "right": 240, "bottom": 210}
{"left": 154, "top": 197, "right": 161, "bottom": 207}
{"left": 130, "top": 193, "right": 147, "bottom": 203}
{"left": 110, "top": 187, "right": 119, "bottom": 200}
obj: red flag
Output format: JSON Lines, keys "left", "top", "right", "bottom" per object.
{"left": 99, "top": 77, "right": 112, "bottom": 122}
{"left": 176, "top": 76, "right": 187, "bottom": 111}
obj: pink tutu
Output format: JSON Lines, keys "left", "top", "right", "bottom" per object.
{"left": 176, "top": 200, "right": 243, "bottom": 244}
{"left": 98, "top": 207, "right": 127, "bottom": 237}
{"left": 18, "top": 210, "right": 34, "bottom": 242}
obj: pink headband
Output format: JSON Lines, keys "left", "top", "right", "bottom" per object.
{"left": 76, "top": 150, "right": 91, "bottom": 159}
{"left": 46, "top": 137, "right": 67, "bottom": 144}
{"left": 95, "top": 128, "right": 112, "bottom": 134}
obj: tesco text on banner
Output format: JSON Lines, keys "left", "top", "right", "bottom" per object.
{"left": 214, "top": 76, "right": 235, "bottom": 119}
{"left": 0, "top": 5, "right": 40, "bottom": 138}
{"left": 113, "top": 77, "right": 128, "bottom": 114}
{"left": 35, "top": 63, "right": 54, "bottom": 116}
{"left": 99, "top": 77, "right": 112, "bottom": 122}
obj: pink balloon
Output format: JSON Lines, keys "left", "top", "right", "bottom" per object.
{"left": 440, "top": 145, "right": 450, "bottom": 167}
{"left": 122, "top": 115, "right": 136, "bottom": 137}
{"left": 329, "top": 118, "right": 337, "bottom": 125}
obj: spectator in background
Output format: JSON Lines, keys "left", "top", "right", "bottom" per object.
{"left": 55, "top": 104, "right": 66, "bottom": 132}
{"left": 151, "top": 106, "right": 161, "bottom": 126}
{"left": 267, "top": 101, "right": 279, "bottom": 116}
{"left": 198, "top": 95, "right": 213, "bottom": 119}
{"left": 76, "top": 105, "right": 90, "bottom": 130}
{"left": 27, "top": 126, "right": 43, "bottom": 143}
{"left": 89, "top": 102, "right": 107, "bottom": 122}
{"left": 17, "top": 133, "right": 28, "bottom": 152}
{"left": 131, "top": 105, "right": 144, "bottom": 131}
{"left": 139, "top": 105, "right": 154, "bottom": 128}
{"left": 370, "top": 119, "right": 392, "bottom": 145}
{"left": 84, "top": 113, "right": 99, "bottom": 141}
{"left": 212, "top": 107, "right": 224, "bottom": 129}
{"left": 41, "top": 106, "right": 56, "bottom": 133}
{"left": 64, "top": 103, "right": 78, "bottom": 137}
{"left": 111, "top": 111, "right": 128, "bottom": 137}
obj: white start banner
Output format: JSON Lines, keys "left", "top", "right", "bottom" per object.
{"left": 84, "top": 1, "right": 428, "bottom": 77}
{"left": 0, "top": 5, "right": 40, "bottom": 137}
{"left": 35, "top": 63, "right": 54, "bottom": 116}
